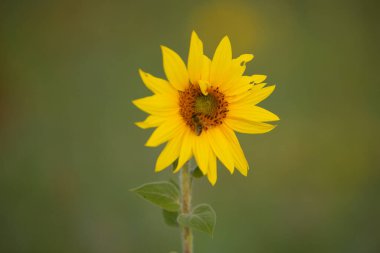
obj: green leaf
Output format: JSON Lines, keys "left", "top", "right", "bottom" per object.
{"left": 177, "top": 204, "right": 216, "bottom": 237}
{"left": 191, "top": 167, "right": 204, "bottom": 178}
{"left": 131, "top": 181, "right": 180, "bottom": 211}
{"left": 169, "top": 178, "right": 180, "bottom": 191}
{"left": 162, "top": 209, "right": 179, "bottom": 227}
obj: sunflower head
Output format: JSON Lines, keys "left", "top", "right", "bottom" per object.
{"left": 179, "top": 84, "right": 228, "bottom": 135}
{"left": 133, "top": 31, "right": 279, "bottom": 185}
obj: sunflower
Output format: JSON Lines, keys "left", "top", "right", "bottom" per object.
{"left": 133, "top": 31, "right": 279, "bottom": 185}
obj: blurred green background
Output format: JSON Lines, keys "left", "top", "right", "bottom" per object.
{"left": 1, "top": 0, "right": 379, "bottom": 252}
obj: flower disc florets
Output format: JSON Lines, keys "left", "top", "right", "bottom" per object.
{"left": 179, "top": 84, "right": 228, "bottom": 135}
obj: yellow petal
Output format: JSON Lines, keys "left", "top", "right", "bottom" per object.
{"left": 207, "top": 149, "right": 217, "bottom": 186}
{"left": 132, "top": 95, "right": 178, "bottom": 116}
{"left": 225, "top": 73, "right": 267, "bottom": 97}
{"left": 207, "top": 127, "right": 234, "bottom": 174}
{"left": 228, "top": 54, "right": 254, "bottom": 80}
{"left": 221, "top": 125, "right": 248, "bottom": 176}
{"left": 161, "top": 46, "right": 189, "bottom": 91}
{"left": 250, "top": 75, "right": 267, "bottom": 84}
{"left": 210, "top": 36, "right": 232, "bottom": 86}
{"left": 225, "top": 118, "right": 276, "bottom": 134}
{"left": 138, "top": 69, "right": 176, "bottom": 95}
{"left": 220, "top": 54, "right": 253, "bottom": 92}
{"left": 200, "top": 55, "right": 211, "bottom": 82}
{"left": 174, "top": 129, "right": 194, "bottom": 172}
{"left": 193, "top": 135, "right": 209, "bottom": 175}
{"left": 235, "top": 54, "right": 254, "bottom": 65}
{"left": 251, "top": 83, "right": 267, "bottom": 89}
{"left": 225, "top": 77, "right": 252, "bottom": 97}
{"left": 246, "top": 85, "right": 276, "bottom": 105}
{"left": 229, "top": 105, "right": 280, "bottom": 122}
{"left": 135, "top": 115, "right": 164, "bottom": 129}
{"left": 198, "top": 80, "right": 210, "bottom": 95}
{"left": 187, "top": 31, "right": 204, "bottom": 85}
{"left": 227, "top": 83, "right": 267, "bottom": 104}
{"left": 145, "top": 116, "right": 185, "bottom": 147}
{"left": 155, "top": 133, "right": 183, "bottom": 172}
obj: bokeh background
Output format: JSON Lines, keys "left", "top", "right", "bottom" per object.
{"left": 1, "top": 0, "right": 379, "bottom": 252}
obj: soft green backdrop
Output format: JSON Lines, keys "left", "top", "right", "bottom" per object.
{"left": 1, "top": 0, "right": 379, "bottom": 252}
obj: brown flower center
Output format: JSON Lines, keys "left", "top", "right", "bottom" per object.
{"left": 179, "top": 84, "right": 228, "bottom": 135}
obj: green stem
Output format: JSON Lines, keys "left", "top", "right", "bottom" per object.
{"left": 180, "top": 162, "right": 193, "bottom": 253}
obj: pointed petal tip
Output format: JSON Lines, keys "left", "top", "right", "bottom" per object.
{"left": 216, "top": 35, "right": 231, "bottom": 48}
{"left": 131, "top": 98, "right": 148, "bottom": 112}
{"left": 207, "top": 173, "right": 217, "bottom": 186}
{"left": 190, "top": 31, "right": 203, "bottom": 45}
{"left": 220, "top": 35, "right": 231, "bottom": 48}
{"left": 241, "top": 169, "right": 248, "bottom": 177}
{"left": 191, "top": 30, "right": 199, "bottom": 38}
{"left": 271, "top": 114, "right": 280, "bottom": 121}
{"left": 222, "top": 35, "right": 230, "bottom": 41}
{"left": 266, "top": 84, "right": 276, "bottom": 92}
{"left": 160, "top": 45, "right": 170, "bottom": 54}
{"left": 247, "top": 55, "right": 254, "bottom": 62}
{"left": 144, "top": 139, "right": 156, "bottom": 147}
{"left": 244, "top": 54, "right": 254, "bottom": 62}
{"left": 154, "top": 164, "right": 166, "bottom": 173}
{"left": 264, "top": 123, "right": 278, "bottom": 131}
{"left": 251, "top": 74, "right": 267, "bottom": 84}
{"left": 138, "top": 68, "right": 146, "bottom": 76}
{"left": 160, "top": 45, "right": 174, "bottom": 53}
{"left": 138, "top": 69, "right": 149, "bottom": 82}
{"left": 135, "top": 121, "right": 145, "bottom": 129}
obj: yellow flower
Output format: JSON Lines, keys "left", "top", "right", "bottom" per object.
{"left": 133, "top": 31, "right": 279, "bottom": 185}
